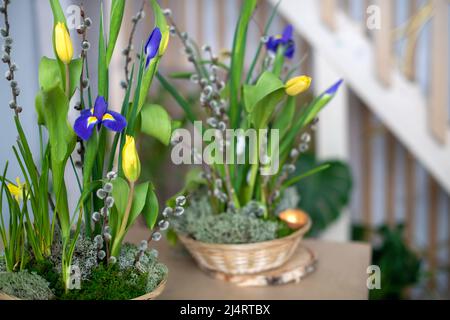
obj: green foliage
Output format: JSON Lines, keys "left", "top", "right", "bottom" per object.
{"left": 353, "top": 225, "right": 422, "bottom": 300}
{"left": 60, "top": 264, "right": 147, "bottom": 300}
{"left": 243, "top": 71, "right": 285, "bottom": 129}
{"left": 106, "top": 0, "right": 126, "bottom": 66}
{"left": 229, "top": 0, "right": 258, "bottom": 127}
{"left": 0, "top": 271, "right": 54, "bottom": 300}
{"left": 140, "top": 104, "right": 172, "bottom": 145}
{"left": 294, "top": 153, "right": 352, "bottom": 236}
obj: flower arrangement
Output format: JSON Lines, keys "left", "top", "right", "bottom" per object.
{"left": 0, "top": 0, "right": 180, "bottom": 300}
{"left": 153, "top": 1, "right": 345, "bottom": 277}
{"left": 158, "top": 2, "right": 342, "bottom": 249}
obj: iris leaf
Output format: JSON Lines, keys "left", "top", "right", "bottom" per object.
{"left": 106, "top": 0, "right": 126, "bottom": 66}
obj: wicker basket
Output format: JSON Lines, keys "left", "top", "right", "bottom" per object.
{"left": 178, "top": 216, "right": 311, "bottom": 275}
{"left": 0, "top": 273, "right": 167, "bottom": 301}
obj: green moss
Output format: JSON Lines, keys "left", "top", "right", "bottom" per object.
{"left": 0, "top": 255, "right": 6, "bottom": 273}
{"left": 171, "top": 194, "right": 279, "bottom": 244}
{"left": 118, "top": 243, "right": 168, "bottom": 293}
{"left": 0, "top": 271, "right": 54, "bottom": 300}
{"left": 60, "top": 264, "right": 148, "bottom": 300}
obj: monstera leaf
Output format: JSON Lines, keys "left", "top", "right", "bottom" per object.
{"left": 294, "top": 153, "right": 352, "bottom": 236}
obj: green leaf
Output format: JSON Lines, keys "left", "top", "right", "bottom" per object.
{"left": 140, "top": 104, "right": 172, "bottom": 145}
{"left": 106, "top": 0, "right": 126, "bottom": 66}
{"left": 142, "top": 186, "right": 159, "bottom": 229}
{"left": 229, "top": 0, "right": 258, "bottom": 128}
{"left": 111, "top": 176, "right": 130, "bottom": 218}
{"left": 156, "top": 72, "right": 197, "bottom": 124}
{"left": 49, "top": 0, "right": 66, "bottom": 24}
{"left": 243, "top": 71, "right": 285, "bottom": 129}
{"left": 137, "top": 0, "right": 169, "bottom": 111}
{"left": 35, "top": 86, "right": 76, "bottom": 164}
{"left": 294, "top": 154, "right": 352, "bottom": 236}
{"left": 283, "top": 164, "right": 331, "bottom": 189}
{"left": 38, "top": 57, "right": 82, "bottom": 99}
{"left": 98, "top": 6, "right": 108, "bottom": 97}
{"left": 169, "top": 71, "right": 194, "bottom": 80}
{"left": 127, "top": 182, "right": 150, "bottom": 229}
{"left": 272, "top": 96, "right": 296, "bottom": 139}
{"left": 246, "top": 0, "right": 281, "bottom": 84}
{"left": 68, "top": 59, "right": 83, "bottom": 97}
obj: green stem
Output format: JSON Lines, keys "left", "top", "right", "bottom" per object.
{"left": 65, "top": 64, "right": 70, "bottom": 97}
{"left": 111, "top": 182, "right": 135, "bottom": 257}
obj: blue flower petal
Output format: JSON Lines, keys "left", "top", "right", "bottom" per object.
{"left": 74, "top": 113, "right": 97, "bottom": 141}
{"left": 324, "top": 79, "right": 344, "bottom": 96}
{"left": 101, "top": 111, "right": 127, "bottom": 132}
{"left": 285, "top": 42, "right": 295, "bottom": 59}
{"left": 282, "top": 25, "right": 294, "bottom": 43}
{"left": 93, "top": 96, "right": 108, "bottom": 120}
{"left": 145, "top": 27, "right": 162, "bottom": 68}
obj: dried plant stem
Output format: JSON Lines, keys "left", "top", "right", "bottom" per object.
{"left": 124, "top": 0, "right": 145, "bottom": 86}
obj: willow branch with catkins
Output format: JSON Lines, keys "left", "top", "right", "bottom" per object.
{"left": 1, "top": 0, "right": 21, "bottom": 116}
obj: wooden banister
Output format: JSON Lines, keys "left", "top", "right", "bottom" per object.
{"left": 374, "top": 0, "right": 393, "bottom": 87}
{"left": 429, "top": 0, "right": 448, "bottom": 144}
{"left": 321, "top": 0, "right": 337, "bottom": 30}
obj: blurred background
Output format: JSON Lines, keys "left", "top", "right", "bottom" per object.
{"left": 0, "top": 0, "right": 449, "bottom": 299}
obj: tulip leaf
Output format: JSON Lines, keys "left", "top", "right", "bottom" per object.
{"left": 35, "top": 84, "right": 76, "bottom": 238}
{"left": 127, "top": 182, "right": 150, "bottom": 229}
{"left": 272, "top": 96, "right": 296, "bottom": 139}
{"left": 229, "top": 0, "right": 257, "bottom": 128}
{"left": 35, "top": 85, "right": 76, "bottom": 165}
{"left": 142, "top": 185, "right": 159, "bottom": 229}
{"left": 140, "top": 104, "right": 172, "bottom": 145}
{"left": 111, "top": 176, "right": 130, "bottom": 219}
{"left": 106, "top": 0, "right": 126, "bottom": 66}
{"left": 38, "top": 57, "right": 82, "bottom": 99}
{"left": 243, "top": 71, "right": 285, "bottom": 129}
{"left": 38, "top": 57, "right": 62, "bottom": 94}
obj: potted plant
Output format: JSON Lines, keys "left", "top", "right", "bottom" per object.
{"left": 0, "top": 0, "right": 180, "bottom": 300}
{"left": 158, "top": 1, "right": 343, "bottom": 276}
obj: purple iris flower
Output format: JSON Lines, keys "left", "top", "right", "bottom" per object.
{"left": 145, "top": 27, "right": 162, "bottom": 68}
{"left": 266, "top": 25, "right": 295, "bottom": 59}
{"left": 74, "top": 96, "right": 127, "bottom": 141}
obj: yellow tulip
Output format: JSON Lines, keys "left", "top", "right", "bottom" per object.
{"left": 54, "top": 22, "right": 73, "bottom": 64}
{"left": 7, "top": 177, "right": 27, "bottom": 203}
{"left": 122, "top": 135, "right": 141, "bottom": 183}
{"left": 285, "top": 76, "right": 312, "bottom": 96}
{"left": 159, "top": 30, "right": 170, "bottom": 56}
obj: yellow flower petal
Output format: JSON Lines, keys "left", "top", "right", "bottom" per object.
{"left": 122, "top": 135, "right": 141, "bottom": 183}
{"left": 55, "top": 22, "right": 73, "bottom": 64}
{"left": 285, "top": 76, "right": 312, "bottom": 96}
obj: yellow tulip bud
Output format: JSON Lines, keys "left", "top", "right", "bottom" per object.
{"left": 122, "top": 135, "right": 141, "bottom": 183}
{"left": 285, "top": 76, "right": 312, "bottom": 96}
{"left": 159, "top": 31, "right": 170, "bottom": 56}
{"left": 54, "top": 22, "right": 73, "bottom": 64}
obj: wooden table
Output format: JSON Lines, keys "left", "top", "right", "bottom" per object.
{"left": 127, "top": 226, "right": 372, "bottom": 300}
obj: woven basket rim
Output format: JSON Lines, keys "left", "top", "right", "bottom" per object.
{"left": 0, "top": 271, "right": 168, "bottom": 301}
{"left": 178, "top": 215, "right": 311, "bottom": 250}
